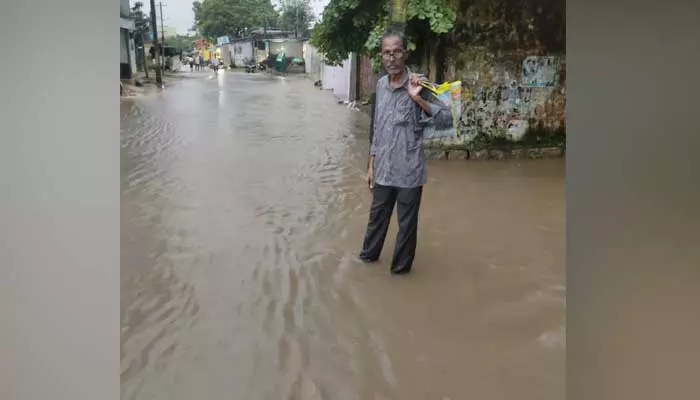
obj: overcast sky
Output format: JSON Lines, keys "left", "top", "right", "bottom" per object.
{"left": 137, "top": 0, "right": 330, "bottom": 35}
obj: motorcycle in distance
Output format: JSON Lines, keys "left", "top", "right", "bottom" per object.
{"left": 245, "top": 62, "right": 266, "bottom": 73}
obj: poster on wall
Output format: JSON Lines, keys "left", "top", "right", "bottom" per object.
{"left": 422, "top": 81, "right": 462, "bottom": 140}
{"left": 522, "top": 56, "right": 559, "bottom": 87}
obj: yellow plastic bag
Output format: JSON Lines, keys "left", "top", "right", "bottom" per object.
{"left": 421, "top": 80, "right": 462, "bottom": 139}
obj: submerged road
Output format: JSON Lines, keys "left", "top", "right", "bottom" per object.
{"left": 120, "top": 70, "right": 565, "bottom": 400}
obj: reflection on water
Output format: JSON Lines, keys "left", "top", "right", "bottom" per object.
{"left": 121, "top": 72, "right": 565, "bottom": 400}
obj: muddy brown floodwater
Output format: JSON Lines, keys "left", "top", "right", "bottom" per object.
{"left": 121, "top": 71, "right": 565, "bottom": 400}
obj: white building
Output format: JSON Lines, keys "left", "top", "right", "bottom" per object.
{"left": 303, "top": 41, "right": 357, "bottom": 103}
{"left": 120, "top": 0, "right": 137, "bottom": 79}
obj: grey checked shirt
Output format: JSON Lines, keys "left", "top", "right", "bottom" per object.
{"left": 370, "top": 69, "right": 453, "bottom": 188}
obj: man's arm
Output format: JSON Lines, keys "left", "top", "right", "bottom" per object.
{"left": 407, "top": 74, "right": 454, "bottom": 131}
{"left": 367, "top": 94, "right": 377, "bottom": 188}
{"left": 368, "top": 91, "right": 379, "bottom": 170}
{"left": 369, "top": 92, "right": 376, "bottom": 151}
{"left": 415, "top": 90, "right": 454, "bottom": 130}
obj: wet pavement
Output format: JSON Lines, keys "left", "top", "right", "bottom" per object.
{"left": 121, "top": 70, "right": 565, "bottom": 400}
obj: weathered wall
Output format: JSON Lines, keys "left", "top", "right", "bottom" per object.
{"left": 322, "top": 57, "right": 353, "bottom": 102}
{"left": 304, "top": 42, "right": 354, "bottom": 102}
{"left": 448, "top": 47, "right": 566, "bottom": 142}
{"left": 358, "top": 55, "right": 379, "bottom": 102}
{"left": 303, "top": 42, "right": 324, "bottom": 82}
{"left": 269, "top": 40, "right": 304, "bottom": 58}
{"left": 356, "top": 46, "right": 565, "bottom": 143}
{"left": 230, "top": 41, "right": 254, "bottom": 67}
{"left": 120, "top": 0, "right": 130, "bottom": 18}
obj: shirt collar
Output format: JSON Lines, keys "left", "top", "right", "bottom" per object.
{"left": 383, "top": 67, "right": 412, "bottom": 91}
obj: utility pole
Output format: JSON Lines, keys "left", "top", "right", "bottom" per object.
{"left": 141, "top": 32, "right": 149, "bottom": 79}
{"left": 158, "top": 2, "right": 165, "bottom": 47}
{"left": 149, "top": 0, "right": 163, "bottom": 86}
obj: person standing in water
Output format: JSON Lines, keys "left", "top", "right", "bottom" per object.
{"left": 358, "top": 30, "right": 453, "bottom": 275}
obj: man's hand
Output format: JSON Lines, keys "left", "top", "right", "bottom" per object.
{"left": 408, "top": 74, "right": 434, "bottom": 115}
{"left": 407, "top": 74, "right": 426, "bottom": 100}
{"left": 366, "top": 167, "right": 374, "bottom": 190}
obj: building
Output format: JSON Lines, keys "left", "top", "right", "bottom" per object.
{"left": 228, "top": 38, "right": 254, "bottom": 68}
{"left": 161, "top": 26, "right": 178, "bottom": 39}
{"left": 120, "top": 0, "right": 137, "bottom": 79}
{"left": 303, "top": 41, "right": 358, "bottom": 103}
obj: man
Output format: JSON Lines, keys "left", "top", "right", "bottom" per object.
{"left": 359, "top": 30, "right": 453, "bottom": 275}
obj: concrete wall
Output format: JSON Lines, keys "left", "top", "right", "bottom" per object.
{"left": 129, "top": 34, "right": 136, "bottom": 75}
{"left": 302, "top": 42, "right": 353, "bottom": 101}
{"left": 268, "top": 40, "right": 303, "bottom": 58}
{"left": 354, "top": 46, "right": 566, "bottom": 143}
{"left": 358, "top": 55, "right": 379, "bottom": 102}
{"left": 230, "top": 41, "right": 254, "bottom": 67}
{"left": 449, "top": 48, "right": 566, "bottom": 142}
{"left": 119, "top": 0, "right": 135, "bottom": 79}
{"left": 303, "top": 42, "right": 323, "bottom": 82}
{"left": 322, "top": 55, "right": 353, "bottom": 103}
{"left": 120, "top": 28, "right": 132, "bottom": 79}
{"left": 120, "top": 0, "right": 130, "bottom": 18}
{"left": 120, "top": 29, "right": 129, "bottom": 64}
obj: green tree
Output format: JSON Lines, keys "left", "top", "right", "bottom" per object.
{"left": 310, "top": 0, "right": 455, "bottom": 67}
{"left": 278, "top": 0, "right": 315, "bottom": 38}
{"left": 130, "top": 1, "right": 151, "bottom": 46}
{"left": 312, "top": 0, "right": 564, "bottom": 70}
{"left": 192, "top": 0, "right": 278, "bottom": 40}
{"left": 310, "top": 0, "right": 386, "bottom": 66}
{"left": 163, "top": 35, "right": 196, "bottom": 53}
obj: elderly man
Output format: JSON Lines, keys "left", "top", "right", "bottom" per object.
{"left": 359, "top": 30, "right": 453, "bottom": 275}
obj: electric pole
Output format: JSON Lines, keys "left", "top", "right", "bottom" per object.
{"left": 141, "top": 32, "right": 149, "bottom": 79}
{"left": 149, "top": 0, "right": 163, "bottom": 86}
{"left": 158, "top": 2, "right": 166, "bottom": 47}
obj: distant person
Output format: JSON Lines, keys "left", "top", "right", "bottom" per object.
{"left": 194, "top": 55, "right": 200, "bottom": 71}
{"left": 211, "top": 57, "right": 219, "bottom": 74}
{"left": 358, "top": 30, "right": 452, "bottom": 275}
{"left": 188, "top": 56, "right": 194, "bottom": 72}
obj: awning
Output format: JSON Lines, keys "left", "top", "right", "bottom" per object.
{"left": 120, "top": 17, "right": 135, "bottom": 31}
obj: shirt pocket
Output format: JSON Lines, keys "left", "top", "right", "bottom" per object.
{"left": 392, "top": 103, "right": 415, "bottom": 126}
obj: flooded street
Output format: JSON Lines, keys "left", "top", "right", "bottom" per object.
{"left": 121, "top": 71, "right": 565, "bottom": 400}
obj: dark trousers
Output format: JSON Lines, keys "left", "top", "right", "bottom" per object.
{"left": 360, "top": 185, "right": 423, "bottom": 274}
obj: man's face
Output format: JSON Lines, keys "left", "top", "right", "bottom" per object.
{"left": 381, "top": 36, "right": 406, "bottom": 75}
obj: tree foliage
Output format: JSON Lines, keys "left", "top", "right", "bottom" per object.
{"left": 164, "top": 36, "right": 196, "bottom": 53}
{"left": 130, "top": 1, "right": 151, "bottom": 46}
{"left": 311, "top": 0, "right": 456, "bottom": 66}
{"left": 312, "top": 0, "right": 564, "bottom": 67}
{"left": 278, "top": 0, "right": 315, "bottom": 38}
{"left": 310, "top": 0, "right": 385, "bottom": 65}
{"left": 192, "top": 0, "right": 278, "bottom": 40}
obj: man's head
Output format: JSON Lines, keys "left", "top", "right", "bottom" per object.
{"left": 380, "top": 30, "right": 408, "bottom": 76}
